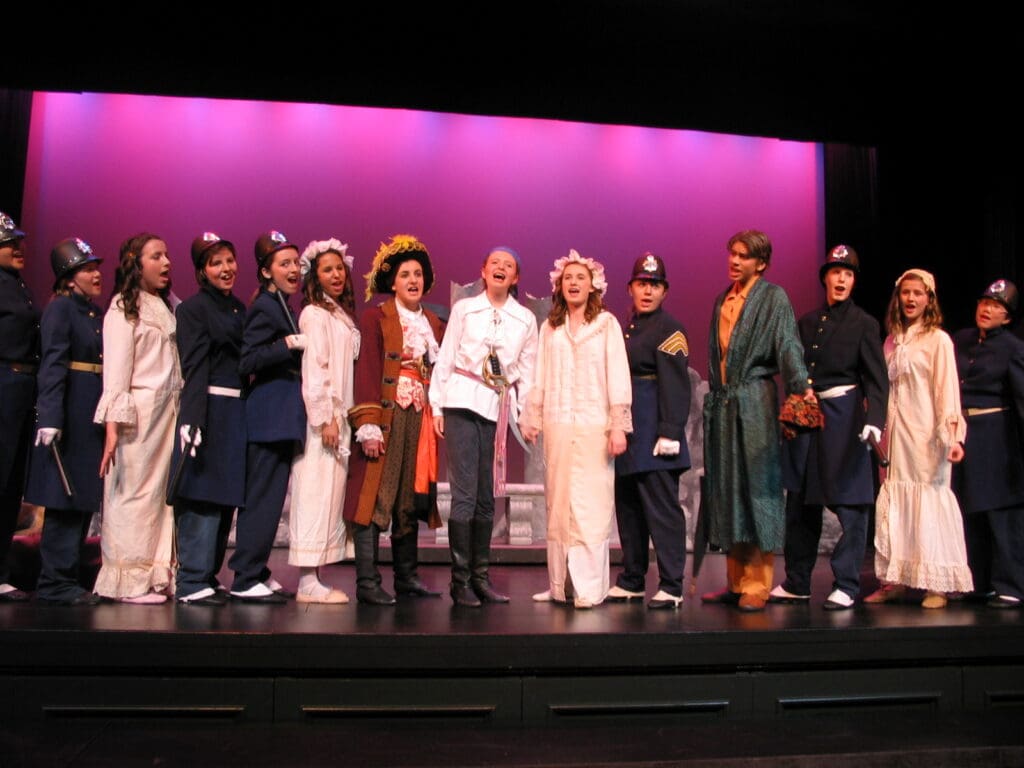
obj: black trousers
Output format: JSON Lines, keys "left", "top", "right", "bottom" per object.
{"left": 36, "top": 507, "right": 93, "bottom": 601}
{"left": 781, "top": 490, "right": 869, "bottom": 598}
{"left": 230, "top": 441, "right": 293, "bottom": 591}
{"left": 964, "top": 506, "right": 1024, "bottom": 601}
{"left": 176, "top": 498, "right": 234, "bottom": 597}
{"left": 614, "top": 469, "right": 685, "bottom": 597}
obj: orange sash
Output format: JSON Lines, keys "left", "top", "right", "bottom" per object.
{"left": 399, "top": 366, "right": 437, "bottom": 495}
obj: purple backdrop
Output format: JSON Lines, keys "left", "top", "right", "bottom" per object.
{"left": 21, "top": 91, "right": 824, "bottom": 375}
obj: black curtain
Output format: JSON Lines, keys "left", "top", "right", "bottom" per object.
{"left": 824, "top": 143, "right": 886, "bottom": 325}
{"left": 0, "top": 89, "right": 33, "bottom": 223}
{"left": 825, "top": 137, "right": 1023, "bottom": 336}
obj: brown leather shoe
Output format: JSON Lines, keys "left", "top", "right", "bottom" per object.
{"left": 701, "top": 588, "right": 740, "bottom": 605}
{"left": 738, "top": 593, "right": 767, "bottom": 612}
{"left": 864, "top": 584, "right": 907, "bottom": 604}
{"left": 0, "top": 586, "right": 29, "bottom": 602}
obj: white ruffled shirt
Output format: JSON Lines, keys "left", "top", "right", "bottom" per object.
{"left": 428, "top": 292, "right": 538, "bottom": 422}
{"left": 395, "top": 300, "right": 439, "bottom": 363}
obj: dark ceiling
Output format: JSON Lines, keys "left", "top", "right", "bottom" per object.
{"left": 5, "top": 3, "right": 1011, "bottom": 146}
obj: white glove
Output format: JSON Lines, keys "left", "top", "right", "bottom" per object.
{"left": 859, "top": 425, "right": 882, "bottom": 447}
{"left": 652, "top": 437, "right": 680, "bottom": 457}
{"left": 35, "top": 428, "right": 61, "bottom": 447}
{"left": 179, "top": 425, "right": 204, "bottom": 457}
{"left": 285, "top": 334, "right": 308, "bottom": 351}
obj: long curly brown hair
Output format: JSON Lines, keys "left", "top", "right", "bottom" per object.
{"left": 111, "top": 233, "right": 169, "bottom": 320}
{"left": 547, "top": 267, "right": 605, "bottom": 328}
{"left": 302, "top": 249, "right": 357, "bottom": 322}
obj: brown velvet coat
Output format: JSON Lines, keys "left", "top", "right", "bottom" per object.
{"left": 344, "top": 298, "right": 444, "bottom": 528}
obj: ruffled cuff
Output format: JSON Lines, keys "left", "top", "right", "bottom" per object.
{"left": 936, "top": 414, "right": 966, "bottom": 448}
{"left": 94, "top": 390, "right": 137, "bottom": 426}
{"left": 608, "top": 403, "right": 633, "bottom": 433}
{"left": 355, "top": 423, "right": 383, "bottom": 443}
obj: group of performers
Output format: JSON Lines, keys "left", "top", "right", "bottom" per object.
{"left": 1, "top": 210, "right": 1022, "bottom": 613}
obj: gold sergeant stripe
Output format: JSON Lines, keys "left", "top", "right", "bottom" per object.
{"left": 658, "top": 331, "right": 689, "bottom": 357}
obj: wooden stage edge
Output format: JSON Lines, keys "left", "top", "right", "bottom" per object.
{"left": 2, "top": 554, "right": 1024, "bottom": 727}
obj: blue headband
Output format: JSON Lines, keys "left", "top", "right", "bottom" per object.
{"left": 488, "top": 246, "right": 521, "bottom": 267}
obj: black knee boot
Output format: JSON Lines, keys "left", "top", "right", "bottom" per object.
{"left": 355, "top": 524, "right": 395, "bottom": 605}
{"left": 471, "top": 518, "right": 509, "bottom": 603}
{"left": 448, "top": 519, "right": 481, "bottom": 607}
{"left": 392, "top": 532, "right": 440, "bottom": 597}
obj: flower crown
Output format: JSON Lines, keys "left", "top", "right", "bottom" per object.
{"left": 300, "top": 238, "right": 353, "bottom": 277}
{"left": 549, "top": 249, "right": 608, "bottom": 296}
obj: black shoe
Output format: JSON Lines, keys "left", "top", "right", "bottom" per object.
{"left": 265, "top": 581, "right": 296, "bottom": 599}
{"left": 469, "top": 518, "right": 508, "bottom": 603}
{"left": 448, "top": 519, "right": 477, "bottom": 604}
{"left": 606, "top": 585, "right": 646, "bottom": 602}
{"left": 0, "top": 587, "right": 30, "bottom": 603}
{"left": 471, "top": 580, "right": 509, "bottom": 603}
{"left": 36, "top": 591, "right": 102, "bottom": 606}
{"left": 354, "top": 523, "right": 394, "bottom": 604}
{"left": 357, "top": 585, "right": 397, "bottom": 605}
{"left": 767, "top": 586, "right": 811, "bottom": 605}
{"left": 230, "top": 589, "right": 287, "bottom": 604}
{"left": 450, "top": 582, "right": 482, "bottom": 607}
{"left": 392, "top": 533, "right": 440, "bottom": 597}
{"left": 178, "top": 591, "right": 228, "bottom": 606}
{"left": 647, "top": 590, "right": 683, "bottom": 610}
{"left": 987, "top": 595, "right": 1023, "bottom": 609}
{"left": 822, "top": 589, "right": 855, "bottom": 611}
{"left": 394, "top": 577, "right": 441, "bottom": 598}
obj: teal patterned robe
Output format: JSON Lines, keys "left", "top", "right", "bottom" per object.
{"left": 703, "top": 278, "right": 809, "bottom": 551}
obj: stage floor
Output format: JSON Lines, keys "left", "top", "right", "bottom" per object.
{"left": 4, "top": 551, "right": 1021, "bottom": 651}
{"left": 4, "top": 551, "right": 1023, "bottom": 670}
{"left": 4, "top": 551, "right": 1022, "bottom": 678}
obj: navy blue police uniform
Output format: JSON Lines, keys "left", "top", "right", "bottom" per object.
{"left": 779, "top": 297, "right": 887, "bottom": 600}
{"left": 613, "top": 306, "right": 692, "bottom": 599}
{"left": 953, "top": 325, "right": 1024, "bottom": 603}
{"left": 228, "top": 287, "right": 305, "bottom": 595}
{"left": 0, "top": 265, "right": 40, "bottom": 592}
{"left": 24, "top": 293, "right": 104, "bottom": 601}
{"left": 172, "top": 283, "right": 248, "bottom": 600}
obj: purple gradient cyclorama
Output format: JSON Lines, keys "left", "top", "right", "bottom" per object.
{"left": 22, "top": 91, "right": 823, "bottom": 376}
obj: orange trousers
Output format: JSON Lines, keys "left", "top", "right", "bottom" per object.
{"left": 725, "top": 542, "right": 774, "bottom": 600}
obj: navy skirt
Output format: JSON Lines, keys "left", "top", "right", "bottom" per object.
{"left": 172, "top": 392, "right": 248, "bottom": 508}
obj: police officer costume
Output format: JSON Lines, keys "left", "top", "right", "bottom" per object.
{"left": 0, "top": 213, "right": 40, "bottom": 601}
{"left": 953, "top": 279, "right": 1024, "bottom": 608}
{"left": 773, "top": 245, "right": 888, "bottom": 609}
{"left": 24, "top": 239, "right": 105, "bottom": 604}
{"left": 171, "top": 233, "right": 247, "bottom": 605}
{"left": 229, "top": 232, "right": 305, "bottom": 602}
{"left": 610, "top": 253, "right": 691, "bottom": 609}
